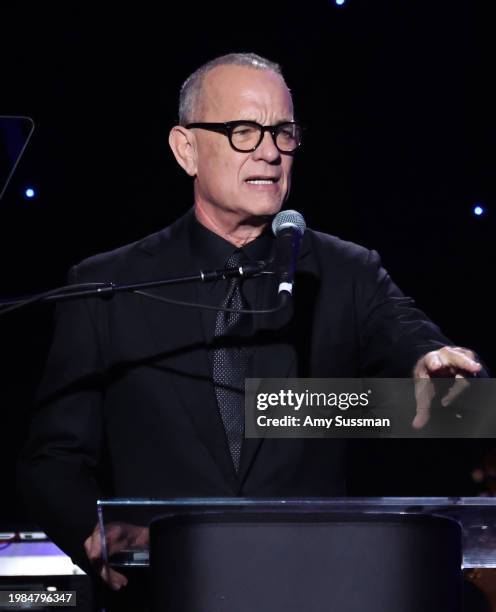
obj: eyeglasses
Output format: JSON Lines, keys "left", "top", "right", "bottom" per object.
{"left": 185, "top": 120, "right": 303, "bottom": 153}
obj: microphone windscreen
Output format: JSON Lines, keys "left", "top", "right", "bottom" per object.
{"left": 272, "top": 209, "right": 307, "bottom": 237}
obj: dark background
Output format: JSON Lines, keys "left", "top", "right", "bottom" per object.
{"left": 0, "top": 1, "right": 494, "bottom": 526}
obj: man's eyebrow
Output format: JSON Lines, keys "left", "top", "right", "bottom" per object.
{"left": 236, "top": 117, "right": 295, "bottom": 124}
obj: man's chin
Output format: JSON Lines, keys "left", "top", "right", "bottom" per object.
{"left": 240, "top": 199, "right": 284, "bottom": 220}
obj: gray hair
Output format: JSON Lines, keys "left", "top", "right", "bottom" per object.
{"left": 178, "top": 52, "right": 285, "bottom": 126}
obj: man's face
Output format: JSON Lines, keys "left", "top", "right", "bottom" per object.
{"left": 190, "top": 65, "right": 295, "bottom": 222}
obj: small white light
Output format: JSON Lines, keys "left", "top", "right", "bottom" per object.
{"left": 473, "top": 204, "right": 485, "bottom": 217}
{"left": 25, "top": 188, "right": 35, "bottom": 198}
{"left": 46, "top": 586, "right": 57, "bottom": 592}
{"left": 336, "top": 0, "right": 346, "bottom": 4}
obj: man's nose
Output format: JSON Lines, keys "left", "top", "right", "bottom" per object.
{"left": 252, "top": 130, "right": 280, "bottom": 162}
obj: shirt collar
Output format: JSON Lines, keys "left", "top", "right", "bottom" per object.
{"left": 188, "top": 209, "right": 274, "bottom": 268}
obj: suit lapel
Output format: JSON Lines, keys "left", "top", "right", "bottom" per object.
{"left": 137, "top": 212, "right": 239, "bottom": 490}
{"left": 236, "top": 266, "right": 298, "bottom": 488}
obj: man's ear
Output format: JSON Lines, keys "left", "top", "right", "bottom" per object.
{"left": 168, "top": 126, "right": 198, "bottom": 177}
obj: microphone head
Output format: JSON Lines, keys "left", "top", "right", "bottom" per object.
{"left": 272, "top": 209, "right": 307, "bottom": 237}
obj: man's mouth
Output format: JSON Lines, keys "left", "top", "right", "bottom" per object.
{"left": 245, "top": 176, "right": 279, "bottom": 185}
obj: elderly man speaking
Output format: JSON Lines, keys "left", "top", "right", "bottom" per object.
{"left": 19, "top": 53, "right": 483, "bottom": 607}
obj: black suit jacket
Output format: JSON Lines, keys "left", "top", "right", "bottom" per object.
{"left": 18, "top": 209, "right": 451, "bottom": 568}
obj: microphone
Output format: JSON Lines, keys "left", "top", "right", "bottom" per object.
{"left": 200, "top": 260, "right": 267, "bottom": 282}
{"left": 271, "top": 209, "right": 307, "bottom": 296}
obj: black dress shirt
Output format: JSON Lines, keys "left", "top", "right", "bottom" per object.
{"left": 188, "top": 214, "right": 275, "bottom": 372}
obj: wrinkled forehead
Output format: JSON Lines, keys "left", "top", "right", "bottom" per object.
{"left": 199, "top": 65, "right": 294, "bottom": 122}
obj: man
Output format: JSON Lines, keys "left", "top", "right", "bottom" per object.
{"left": 18, "top": 53, "right": 483, "bottom": 600}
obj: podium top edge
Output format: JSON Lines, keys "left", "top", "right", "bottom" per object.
{"left": 96, "top": 497, "right": 496, "bottom": 507}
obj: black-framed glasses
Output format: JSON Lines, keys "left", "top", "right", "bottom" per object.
{"left": 185, "top": 120, "right": 303, "bottom": 153}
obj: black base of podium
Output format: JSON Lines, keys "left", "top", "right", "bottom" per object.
{"left": 150, "top": 512, "right": 462, "bottom": 612}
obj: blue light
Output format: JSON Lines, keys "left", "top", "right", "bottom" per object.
{"left": 473, "top": 204, "right": 485, "bottom": 217}
{"left": 336, "top": 0, "right": 346, "bottom": 4}
{"left": 24, "top": 187, "right": 36, "bottom": 199}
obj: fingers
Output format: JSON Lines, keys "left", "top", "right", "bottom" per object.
{"left": 101, "top": 565, "right": 128, "bottom": 591}
{"left": 104, "top": 523, "right": 149, "bottom": 556}
{"left": 411, "top": 346, "right": 478, "bottom": 429}
{"left": 132, "top": 526, "right": 150, "bottom": 548}
{"left": 85, "top": 522, "right": 146, "bottom": 561}
{"left": 424, "top": 346, "right": 481, "bottom": 375}
{"left": 84, "top": 525, "right": 102, "bottom": 564}
{"left": 412, "top": 375, "right": 435, "bottom": 429}
{"left": 86, "top": 523, "right": 125, "bottom": 560}
{"left": 441, "top": 373, "right": 470, "bottom": 407}
{"left": 422, "top": 351, "right": 446, "bottom": 373}
{"left": 105, "top": 523, "right": 128, "bottom": 558}
{"left": 84, "top": 523, "right": 129, "bottom": 591}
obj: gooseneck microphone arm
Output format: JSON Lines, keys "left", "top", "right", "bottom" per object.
{"left": 0, "top": 260, "right": 289, "bottom": 317}
{"left": 1, "top": 209, "right": 307, "bottom": 317}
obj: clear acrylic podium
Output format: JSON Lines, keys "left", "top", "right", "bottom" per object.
{"left": 97, "top": 498, "right": 496, "bottom": 612}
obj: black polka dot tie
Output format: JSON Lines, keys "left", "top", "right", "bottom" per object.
{"left": 212, "top": 251, "right": 249, "bottom": 472}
